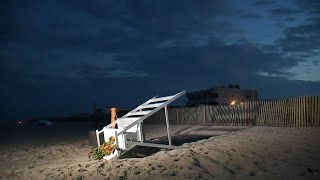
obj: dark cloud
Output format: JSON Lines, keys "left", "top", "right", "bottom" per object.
{"left": 307, "top": 18, "right": 320, "bottom": 23}
{"left": 270, "top": 7, "right": 302, "bottom": 16}
{"left": 0, "top": 0, "right": 239, "bottom": 56}
{"left": 283, "top": 17, "right": 296, "bottom": 22}
{"left": 130, "top": 40, "right": 303, "bottom": 86}
{"left": 276, "top": 1, "right": 320, "bottom": 57}
{"left": 277, "top": 23, "right": 320, "bottom": 56}
{"left": 240, "top": 12, "right": 263, "bottom": 19}
{"left": 298, "top": 0, "right": 320, "bottom": 14}
{"left": 251, "top": 0, "right": 275, "bottom": 6}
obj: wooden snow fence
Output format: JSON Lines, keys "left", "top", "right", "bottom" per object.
{"left": 144, "top": 96, "right": 320, "bottom": 127}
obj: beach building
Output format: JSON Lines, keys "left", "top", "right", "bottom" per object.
{"left": 186, "top": 84, "right": 258, "bottom": 106}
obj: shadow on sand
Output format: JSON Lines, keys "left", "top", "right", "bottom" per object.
{"left": 119, "top": 126, "right": 251, "bottom": 159}
{"left": 119, "top": 135, "right": 213, "bottom": 159}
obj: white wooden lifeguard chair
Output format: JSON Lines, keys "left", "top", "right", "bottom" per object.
{"left": 96, "top": 90, "right": 185, "bottom": 160}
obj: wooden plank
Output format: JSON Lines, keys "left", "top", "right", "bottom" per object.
{"left": 251, "top": 101, "right": 255, "bottom": 125}
{"left": 296, "top": 97, "right": 298, "bottom": 127}
{"left": 288, "top": 98, "right": 292, "bottom": 126}
{"left": 220, "top": 105, "right": 227, "bottom": 125}
{"left": 266, "top": 101, "right": 270, "bottom": 126}
{"left": 238, "top": 104, "right": 243, "bottom": 126}
{"left": 271, "top": 100, "right": 274, "bottom": 126}
{"left": 311, "top": 96, "right": 315, "bottom": 126}
{"left": 278, "top": 100, "right": 281, "bottom": 126}
{"left": 295, "top": 97, "right": 297, "bottom": 127}
{"left": 312, "top": 96, "right": 315, "bottom": 126}
{"left": 276, "top": 100, "right": 280, "bottom": 126}
{"left": 221, "top": 105, "right": 229, "bottom": 125}
{"left": 238, "top": 103, "right": 243, "bottom": 125}
{"left": 217, "top": 106, "right": 223, "bottom": 125}
{"left": 258, "top": 101, "right": 262, "bottom": 126}
{"left": 281, "top": 100, "right": 285, "bottom": 126}
{"left": 255, "top": 101, "right": 259, "bottom": 125}
{"left": 209, "top": 105, "right": 215, "bottom": 125}
{"left": 300, "top": 97, "right": 303, "bottom": 127}
{"left": 262, "top": 101, "right": 266, "bottom": 126}
{"left": 316, "top": 96, "right": 320, "bottom": 126}
{"left": 296, "top": 97, "right": 299, "bottom": 127}
{"left": 294, "top": 97, "right": 298, "bottom": 127}
{"left": 274, "top": 100, "right": 278, "bottom": 126}
{"left": 263, "top": 101, "right": 267, "bottom": 126}
{"left": 266, "top": 101, "right": 269, "bottom": 126}
{"left": 236, "top": 104, "right": 240, "bottom": 126}
{"left": 293, "top": 97, "right": 296, "bottom": 127}
{"left": 244, "top": 102, "right": 248, "bottom": 125}
{"left": 230, "top": 105, "right": 235, "bottom": 126}
{"left": 288, "top": 98, "right": 291, "bottom": 126}
{"left": 235, "top": 104, "right": 239, "bottom": 126}
{"left": 290, "top": 98, "right": 293, "bottom": 126}
{"left": 247, "top": 102, "right": 250, "bottom": 125}
{"left": 215, "top": 106, "right": 220, "bottom": 125}
{"left": 294, "top": 97, "right": 301, "bottom": 127}
{"left": 306, "top": 96, "right": 309, "bottom": 126}
{"left": 303, "top": 96, "right": 306, "bottom": 127}
{"left": 258, "top": 101, "right": 263, "bottom": 126}
{"left": 282, "top": 99, "right": 286, "bottom": 126}
{"left": 286, "top": 99, "right": 289, "bottom": 126}
{"left": 275, "top": 100, "right": 278, "bottom": 126}
{"left": 318, "top": 96, "right": 320, "bottom": 126}
{"left": 280, "top": 100, "right": 283, "bottom": 126}
{"left": 203, "top": 105, "right": 207, "bottom": 125}
{"left": 255, "top": 101, "right": 259, "bottom": 126}
{"left": 292, "top": 98, "right": 294, "bottom": 126}
{"left": 316, "top": 97, "right": 318, "bottom": 126}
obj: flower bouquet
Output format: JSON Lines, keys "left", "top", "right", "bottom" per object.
{"left": 89, "top": 136, "right": 116, "bottom": 160}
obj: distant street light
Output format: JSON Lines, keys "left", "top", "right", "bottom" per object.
{"left": 230, "top": 100, "right": 236, "bottom": 106}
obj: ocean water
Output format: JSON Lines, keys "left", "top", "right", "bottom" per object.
{"left": 0, "top": 120, "right": 102, "bottom": 145}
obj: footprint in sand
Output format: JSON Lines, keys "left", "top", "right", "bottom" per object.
{"left": 306, "top": 168, "right": 320, "bottom": 175}
{"left": 253, "top": 161, "right": 260, "bottom": 165}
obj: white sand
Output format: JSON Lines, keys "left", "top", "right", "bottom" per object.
{"left": 0, "top": 125, "right": 319, "bottom": 179}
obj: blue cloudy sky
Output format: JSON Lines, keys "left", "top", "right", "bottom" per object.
{"left": 1, "top": 0, "right": 320, "bottom": 120}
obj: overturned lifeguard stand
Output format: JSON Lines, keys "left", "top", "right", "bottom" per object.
{"left": 96, "top": 90, "right": 185, "bottom": 160}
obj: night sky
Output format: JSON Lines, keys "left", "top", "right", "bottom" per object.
{"left": 1, "top": 0, "right": 320, "bottom": 121}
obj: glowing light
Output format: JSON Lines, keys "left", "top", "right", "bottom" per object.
{"left": 230, "top": 101, "right": 236, "bottom": 106}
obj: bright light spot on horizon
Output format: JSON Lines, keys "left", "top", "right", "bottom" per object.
{"left": 230, "top": 101, "right": 236, "bottom": 106}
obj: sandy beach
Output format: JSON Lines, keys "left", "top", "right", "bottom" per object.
{"left": 0, "top": 125, "right": 319, "bottom": 179}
